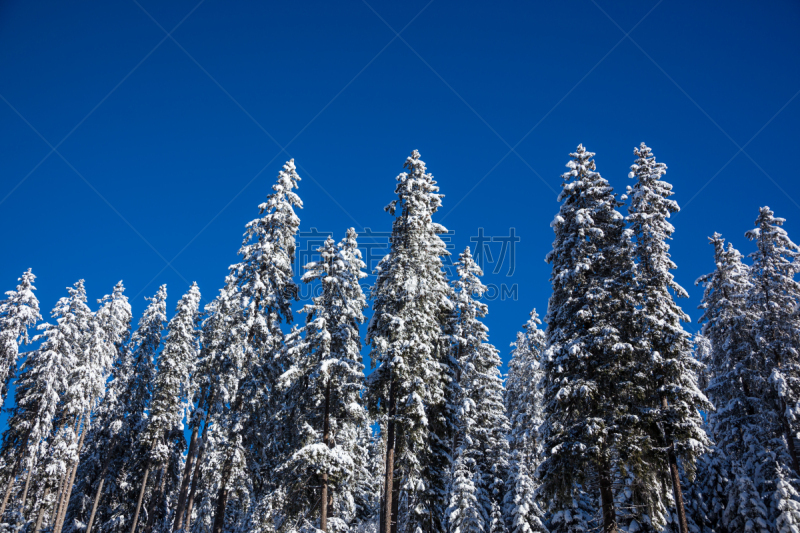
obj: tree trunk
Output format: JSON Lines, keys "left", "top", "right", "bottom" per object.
{"left": 0, "top": 453, "right": 23, "bottom": 520}
{"left": 211, "top": 454, "right": 233, "bottom": 533}
{"left": 84, "top": 436, "right": 119, "bottom": 533}
{"left": 19, "top": 466, "right": 32, "bottom": 518}
{"left": 183, "top": 435, "right": 208, "bottom": 532}
{"left": 661, "top": 396, "right": 687, "bottom": 533}
{"left": 390, "top": 422, "right": 403, "bottom": 533}
{"left": 33, "top": 487, "right": 50, "bottom": 533}
{"left": 51, "top": 458, "right": 72, "bottom": 532}
{"left": 143, "top": 466, "right": 166, "bottom": 533}
{"left": 382, "top": 379, "right": 396, "bottom": 533}
{"left": 173, "top": 425, "right": 199, "bottom": 532}
{"left": 183, "top": 397, "right": 215, "bottom": 533}
{"left": 54, "top": 413, "right": 90, "bottom": 533}
{"left": 598, "top": 454, "right": 617, "bottom": 533}
{"left": 129, "top": 464, "right": 151, "bottom": 533}
{"left": 85, "top": 476, "right": 105, "bottom": 533}
{"left": 50, "top": 414, "right": 83, "bottom": 530}
{"left": 320, "top": 379, "right": 332, "bottom": 532}
{"left": 667, "top": 442, "right": 688, "bottom": 533}
{"left": 781, "top": 398, "right": 800, "bottom": 475}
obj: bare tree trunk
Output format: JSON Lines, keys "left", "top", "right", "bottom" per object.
{"left": 129, "top": 464, "right": 151, "bottom": 533}
{"left": 85, "top": 476, "right": 105, "bottom": 533}
{"left": 54, "top": 413, "right": 89, "bottom": 533}
{"left": 382, "top": 380, "right": 396, "bottom": 533}
{"left": 84, "top": 436, "right": 119, "bottom": 533}
{"left": 174, "top": 388, "right": 212, "bottom": 532}
{"left": 661, "top": 396, "right": 687, "bottom": 533}
{"left": 320, "top": 379, "right": 332, "bottom": 532}
{"left": 50, "top": 415, "right": 83, "bottom": 530}
{"left": 33, "top": 487, "right": 50, "bottom": 533}
{"left": 173, "top": 426, "right": 199, "bottom": 532}
{"left": 183, "top": 431, "right": 209, "bottom": 532}
{"left": 19, "top": 466, "right": 32, "bottom": 518}
{"left": 598, "top": 453, "right": 618, "bottom": 533}
{"left": 143, "top": 466, "right": 166, "bottom": 533}
{"left": 667, "top": 442, "right": 688, "bottom": 533}
{"left": 390, "top": 417, "right": 403, "bottom": 533}
{"left": 0, "top": 453, "right": 23, "bottom": 520}
{"left": 211, "top": 451, "right": 235, "bottom": 533}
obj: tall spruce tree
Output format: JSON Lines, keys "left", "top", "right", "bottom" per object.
{"left": 0, "top": 269, "right": 41, "bottom": 409}
{"left": 366, "top": 150, "right": 453, "bottom": 533}
{"left": 745, "top": 206, "right": 800, "bottom": 476}
{"left": 208, "top": 159, "right": 302, "bottom": 533}
{"left": 272, "top": 229, "right": 368, "bottom": 532}
{"left": 49, "top": 283, "right": 124, "bottom": 533}
{"left": 446, "top": 247, "right": 509, "bottom": 533}
{"left": 539, "top": 144, "right": 634, "bottom": 533}
{"left": 99, "top": 286, "right": 166, "bottom": 532}
{"left": 503, "top": 310, "right": 547, "bottom": 533}
{"left": 695, "top": 234, "right": 760, "bottom": 531}
{"left": 625, "top": 143, "right": 711, "bottom": 533}
{"left": 63, "top": 282, "right": 133, "bottom": 533}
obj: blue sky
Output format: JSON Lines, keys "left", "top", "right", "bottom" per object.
{"left": 1, "top": 0, "right": 799, "bottom": 388}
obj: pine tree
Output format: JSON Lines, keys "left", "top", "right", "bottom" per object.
{"left": 176, "top": 287, "right": 244, "bottom": 533}
{"left": 447, "top": 247, "right": 509, "bottom": 533}
{"left": 539, "top": 144, "right": 633, "bottom": 533}
{"left": 0, "top": 269, "right": 41, "bottom": 408}
{"left": 625, "top": 143, "right": 711, "bottom": 533}
{"left": 129, "top": 283, "right": 201, "bottom": 533}
{"left": 745, "top": 206, "right": 800, "bottom": 477}
{"left": 49, "top": 282, "right": 125, "bottom": 533}
{"left": 773, "top": 464, "right": 800, "bottom": 533}
{"left": 723, "top": 464, "right": 770, "bottom": 533}
{"left": 272, "top": 229, "right": 368, "bottom": 532}
{"left": 209, "top": 159, "right": 302, "bottom": 533}
{"left": 98, "top": 286, "right": 166, "bottom": 532}
{"left": 447, "top": 454, "right": 484, "bottom": 533}
{"left": 504, "top": 310, "right": 547, "bottom": 533}
{"left": 63, "top": 282, "right": 133, "bottom": 533}
{"left": 366, "top": 150, "right": 453, "bottom": 533}
{"left": 0, "top": 280, "right": 91, "bottom": 525}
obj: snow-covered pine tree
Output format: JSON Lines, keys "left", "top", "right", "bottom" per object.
{"left": 695, "top": 234, "right": 761, "bottom": 530}
{"left": 625, "top": 143, "right": 711, "bottom": 533}
{"left": 722, "top": 463, "right": 770, "bottom": 533}
{"left": 63, "top": 281, "right": 133, "bottom": 533}
{"left": 366, "top": 150, "right": 453, "bottom": 533}
{"left": 270, "top": 230, "right": 368, "bottom": 532}
{"left": 539, "top": 144, "right": 635, "bottom": 533}
{"left": 129, "top": 283, "right": 201, "bottom": 533}
{"left": 100, "top": 285, "right": 166, "bottom": 531}
{"left": 49, "top": 283, "right": 127, "bottom": 533}
{"left": 447, "top": 454, "right": 484, "bottom": 533}
{"left": 177, "top": 287, "right": 244, "bottom": 533}
{"left": 446, "top": 247, "right": 509, "bottom": 533}
{"left": 209, "top": 159, "right": 302, "bottom": 533}
{"left": 503, "top": 310, "right": 547, "bottom": 533}
{"left": 0, "top": 269, "right": 41, "bottom": 409}
{"left": 745, "top": 206, "right": 800, "bottom": 477}
{"left": 28, "top": 280, "right": 93, "bottom": 532}
{"left": 0, "top": 280, "right": 91, "bottom": 525}
{"left": 772, "top": 464, "right": 800, "bottom": 533}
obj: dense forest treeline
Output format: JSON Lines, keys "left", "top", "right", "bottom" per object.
{"left": 0, "top": 146, "right": 798, "bottom": 533}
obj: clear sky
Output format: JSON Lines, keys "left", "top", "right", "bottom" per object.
{"left": 1, "top": 0, "right": 799, "bottom": 390}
